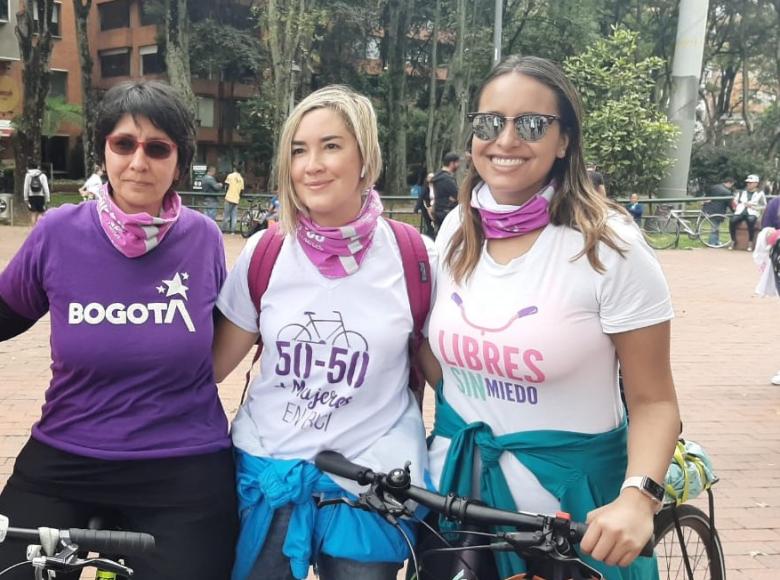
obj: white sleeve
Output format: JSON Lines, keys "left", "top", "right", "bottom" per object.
{"left": 596, "top": 218, "right": 674, "bottom": 334}
{"left": 215, "top": 230, "right": 270, "bottom": 333}
{"left": 23, "top": 174, "right": 30, "bottom": 201}
{"left": 42, "top": 174, "right": 50, "bottom": 200}
{"left": 421, "top": 234, "right": 438, "bottom": 337}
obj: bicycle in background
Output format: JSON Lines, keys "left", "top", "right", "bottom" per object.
{"left": 0, "top": 515, "right": 154, "bottom": 579}
{"left": 642, "top": 206, "right": 729, "bottom": 250}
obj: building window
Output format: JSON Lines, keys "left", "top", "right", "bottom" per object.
{"left": 197, "top": 96, "right": 215, "bottom": 128}
{"left": 139, "top": 45, "right": 165, "bottom": 76}
{"left": 49, "top": 70, "right": 67, "bottom": 99}
{"left": 139, "top": 0, "right": 162, "bottom": 26}
{"left": 100, "top": 48, "right": 131, "bottom": 78}
{"left": 33, "top": 2, "right": 61, "bottom": 36}
{"left": 99, "top": 0, "right": 130, "bottom": 31}
{"left": 0, "top": 0, "right": 9, "bottom": 22}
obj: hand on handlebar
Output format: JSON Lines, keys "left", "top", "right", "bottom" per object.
{"left": 580, "top": 491, "right": 656, "bottom": 568}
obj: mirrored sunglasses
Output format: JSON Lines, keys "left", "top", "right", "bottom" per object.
{"left": 107, "top": 134, "right": 177, "bottom": 160}
{"left": 467, "top": 112, "right": 560, "bottom": 143}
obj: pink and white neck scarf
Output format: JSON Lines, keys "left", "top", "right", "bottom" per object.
{"left": 296, "top": 189, "right": 383, "bottom": 278}
{"left": 96, "top": 184, "right": 181, "bottom": 258}
{"left": 470, "top": 181, "right": 556, "bottom": 239}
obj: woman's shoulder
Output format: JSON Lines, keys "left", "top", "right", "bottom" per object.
{"left": 37, "top": 202, "right": 94, "bottom": 232}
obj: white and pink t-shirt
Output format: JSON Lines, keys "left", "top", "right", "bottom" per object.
{"left": 428, "top": 210, "right": 674, "bottom": 513}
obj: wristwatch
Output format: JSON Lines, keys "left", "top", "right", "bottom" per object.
{"left": 621, "top": 475, "right": 665, "bottom": 507}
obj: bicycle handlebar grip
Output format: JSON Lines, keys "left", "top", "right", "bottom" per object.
{"left": 67, "top": 529, "right": 156, "bottom": 556}
{"left": 569, "top": 522, "right": 654, "bottom": 558}
{"left": 314, "top": 451, "right": 375, "bottom": 485}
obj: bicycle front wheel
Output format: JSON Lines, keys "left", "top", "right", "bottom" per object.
{"left": 654, "top": 504, "right": 725, "bottom": 580}
{"left": 642, "top": 216, "right": 679, "bottom": 250}
{"left": 697, "top": 214, "right": 730, "bottom": 249}
{"left": 239, "top": 209, "right": 255, "bottom": 238}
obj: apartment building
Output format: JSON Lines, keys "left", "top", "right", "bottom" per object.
{"left": 91, "top": 0, "right": 258, "bottom": 180}
{"left": 0, "top": 0, "right": 84, "bottom": 177}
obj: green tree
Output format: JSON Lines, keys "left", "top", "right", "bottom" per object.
{"left": 564, "top": 27, "right": 678, "bottom": 196}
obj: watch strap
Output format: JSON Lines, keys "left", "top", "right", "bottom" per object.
{"left": 621, "top": 475, "right": 664, "bottom": 504}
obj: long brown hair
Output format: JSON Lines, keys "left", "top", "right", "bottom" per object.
{"left": 445, "top": 56, "right": 628, "bottom": 283}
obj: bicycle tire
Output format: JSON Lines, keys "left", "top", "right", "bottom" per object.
{"left": 697, "top": 214, "right": 730, "bottom": 249}
{"left": 642, "top": 216, "right": 680, "bottom": 250}
{"left": 239, "top": 209, "right": 255, "bottom": 238}
{"left": 654, "top": 504, "right": 725, "bottom": 580}
{"left": 276, "top": 323, "right": 314, "bottom": 343}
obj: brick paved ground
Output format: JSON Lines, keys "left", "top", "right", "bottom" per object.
{"left": 1, "top": 224, "right": 779, "bottom": 578}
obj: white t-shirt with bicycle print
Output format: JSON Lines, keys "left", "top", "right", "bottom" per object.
{"left": 427, "top": 210, "right": 674, "bottom": 513}
{"left": 217, "top": 219, "right": 437, "bottom": 492}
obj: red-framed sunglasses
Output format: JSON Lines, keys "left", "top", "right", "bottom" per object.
{"left": 106, "top": 133, "right": 177, "bottom": 160}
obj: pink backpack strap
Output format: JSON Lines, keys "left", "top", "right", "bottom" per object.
{"left": 387, "top": 219, "right": 432, "bottom": 405}
{"left": 242, "top": 223, "right": 284, "bottom": 402}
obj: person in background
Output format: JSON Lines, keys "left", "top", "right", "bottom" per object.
{"left": 431, "top": 152, "right": 460, "bottom": 231}
{"left": 201, "top": 165, "right": 222, "bottom": 221}
{"left": 0, "top": 80, "right": 237, "bottom": 579}
{"left": 79, "top": 165, "right": 104, "bottom": 202}
{"left": 626, "top": 193, "right": 643, "bottom": 226}
{"left": 415, "top": 172, "right": 436, "bottom": 237}
{"left": 729, "top": 174, "right": 766, "bottom": 251}
{"left": 703, "top": 177, "right": 734, "bottom": 247}
{"left": 23, "top": 165, "right": 50, "bottom": 226}
{"left": 761, "top": 183, "right": 780, "bottom": 230}
{"left": 587, "top": 162, "right": 607, "bottom": 197}
{"left": 222, "top": 165, "right": 245, "bottom": 234}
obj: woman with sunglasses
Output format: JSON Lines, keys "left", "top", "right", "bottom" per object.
{"left": 419, "top": 56, "right": 679, "bottom": 579}
{"left": 0, "top": 80, "right": 237, "bottom": 579}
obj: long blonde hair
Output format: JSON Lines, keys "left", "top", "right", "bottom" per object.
{"left": 446, "top": 56, "right": 628, "bottom": 284}
{"left": 275, "top": 85, "right": 382, "bottom": 234}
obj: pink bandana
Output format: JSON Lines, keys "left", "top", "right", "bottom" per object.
{"left": 470, "top": 181, "right": 556, "bottom": 239}
{"left": 95, "top": 183, "right": 182, "bottom": 258}
{"left": 296, "top": 189, "right": 383, "bottom": 278}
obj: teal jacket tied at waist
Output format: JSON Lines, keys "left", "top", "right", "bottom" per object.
{"left": 232, "top": 450, "right": 414, "bottom": 580}
{"left": 433, "top": 386, "right": 658, "bottom": 580}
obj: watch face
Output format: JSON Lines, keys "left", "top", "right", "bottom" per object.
{"left": 644, "top": 476, "right": 665, "bottom": 502}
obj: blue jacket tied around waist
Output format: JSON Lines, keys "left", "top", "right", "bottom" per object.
{"left": 232, "top": 450, "right": 415, "bottom": 580}
{"left": 433, "top": 386, "right": 658, "bottom": 580}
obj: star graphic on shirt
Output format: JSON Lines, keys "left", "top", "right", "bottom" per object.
{"left": 182, "top": 272, "right": 189, "bottom": 281}
{"left": 156, "top": 285, "right": 165, "bottom": 294}
{"left": 162, "top": 273, "right": 189, "bottom": 300}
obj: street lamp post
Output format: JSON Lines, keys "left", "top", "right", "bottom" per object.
{"left": 493, "top": 0, "right": 503, "bottom": 66}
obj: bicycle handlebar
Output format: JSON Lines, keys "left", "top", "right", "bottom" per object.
{"left": 315, "top": 450, "right": 653, "bottom": 558}
{"left": 2, "top": 521, "right": 155, "bottom": 557}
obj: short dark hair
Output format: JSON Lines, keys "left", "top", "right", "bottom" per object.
{"left": 94, "top": 80, "right": 196, "bottom": 183}
{"left": 443, "top": 152, "right": 460, "bottom": 166}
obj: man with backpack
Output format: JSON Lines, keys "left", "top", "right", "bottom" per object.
{"left": 23, "top": 165, "right": 50, "bottom": 226}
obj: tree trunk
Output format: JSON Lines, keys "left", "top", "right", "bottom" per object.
{"left": 448, "top": 0, "right": 468, "bottom": 154}
{"left": 385, "top": 0, "right": 413, "bottom": 196}
{"left": 13, "top": 0, "right": 56, "bottom": 200}
{"left": 164, "top": 0, "right": 196, "bottom": 117}
{"left": 424, "top": 0, "right": 441, "bottom": 174}
{"left": 73, "top": 0, "right": 96, "bottom": 176}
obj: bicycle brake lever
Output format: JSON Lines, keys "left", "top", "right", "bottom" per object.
{"left": 83, "top": 557, "right": 133, "bottom": 576}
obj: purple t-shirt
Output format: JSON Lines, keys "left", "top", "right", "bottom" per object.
{"left": 0, "top": 202, "right": 230, "bottom": 460}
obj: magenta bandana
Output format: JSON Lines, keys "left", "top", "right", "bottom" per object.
{"left": 296, "top": 189, "right": 384, "bottom": 278}
{"left": 96, "top": 184, "right": 182, "bottom": 258}
{"left": 470, "top": 181, "right": 556, "bottom": 239}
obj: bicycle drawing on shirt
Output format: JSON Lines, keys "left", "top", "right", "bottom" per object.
{"left": 277, "top": 310, "right": 369, "bottom": 351}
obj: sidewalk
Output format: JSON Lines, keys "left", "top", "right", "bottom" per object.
{"left": 1, "top": 225, "right": 779, "bottom": 578}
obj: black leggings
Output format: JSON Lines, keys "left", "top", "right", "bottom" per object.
{"left": 0, "top": 438, "right": 238, "bottom": 580}
{"left": 729, "top": 213, "right": 758, "bottom": 243}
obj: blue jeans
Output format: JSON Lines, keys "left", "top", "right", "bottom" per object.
{"left": 707, "top": 215, "right": 724, "bottom": 246}
{"left": 203, "top": 196, "right": 218, "bottom": 221}
{"left": 222, "top": 201, "right": 238, "bottom": 233}
{"left": 247, "top": 505, "right": 401, "bottom": 580}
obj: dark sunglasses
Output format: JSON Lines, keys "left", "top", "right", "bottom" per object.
{"left": 467, "top": 112, "right": 560, "bottom": 143}
{"left": 107, "top": 133, "right": 177, "bottom": 160}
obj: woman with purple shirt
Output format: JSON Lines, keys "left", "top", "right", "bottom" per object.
{"left": 0, "top": 81, "right": 237, "bottom": 578}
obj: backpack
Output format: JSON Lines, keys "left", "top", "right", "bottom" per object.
{"left": 29, "top": 172, "right": 43, "bottom": 194}
{"left": 242, "top": 220, "right": 432, "bottom": 407}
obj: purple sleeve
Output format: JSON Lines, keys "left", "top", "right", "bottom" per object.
{"left": 761, "top": 198, "right": 780, "bottom": 229}
{"left": 0, "top": 221, "right": 49, "bottom": 320}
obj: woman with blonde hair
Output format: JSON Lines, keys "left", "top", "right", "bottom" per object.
{"left": 420, "top": 56, "right": 680, "bottom": 579}
{"left": 212, "top": 85, "right": 435, "bottom": 580}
